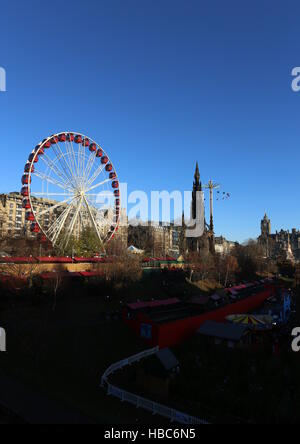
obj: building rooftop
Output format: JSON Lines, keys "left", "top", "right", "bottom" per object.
{"left": 156, "top": 348, "right": 179, "bottom": 371}
{"left": 127, "top": 298, "right": 180, "bottom": 311}
{"left": 197, "top": 321, "right": 249, "bottom": 342}
{"left": 125, "top": 280, "right": 274, "bottom": 325}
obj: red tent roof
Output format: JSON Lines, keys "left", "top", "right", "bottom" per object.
{"left": 165, "top": 256, "right": 177, "bottom": 261}
{"left": 79, "top": 271, "right": 104, "bottom": 277}
{"left": 73, "top": 257, "right": 108, "bottom": 263}
{"left": 127, "top": 297, "right": 180, "bottom": 311}
{"left": 36, "top": 257, "right": 73, "bottom": 264}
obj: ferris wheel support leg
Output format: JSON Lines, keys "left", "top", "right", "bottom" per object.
{"left": 51, "top": 201, "right": 75, "bottom": 246}
{"left": 63, "top": 197, "right": 84, "bottom": 249}
{"left": 83, "top": 195, "right": 105, "bottom": 253}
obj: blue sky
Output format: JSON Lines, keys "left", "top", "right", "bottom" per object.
{"left": 0, "top": 0, "right": 300, "bottom": 242}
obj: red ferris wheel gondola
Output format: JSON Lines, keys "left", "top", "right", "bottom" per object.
{"left": 22, "top": 199, "right": 31, "bottom": 210}
{"left": 74, "top": 134, "right": 83, "bottom": 144}
{"left": 22, "top": 174, "right": 31, "bottom": 185}
{"left": 21, "top": 187, "right": 29, "bottom": 197}
{"left": 30, "top": 223, "right": 40, "bottom": 233}
{"left": 24, "top": 163, "right": 35, "bottom": 173}
{"left": 26, "top": 212, "right": 35, "bottom": 222}
{"left": 82, "top": 138, "right": 90, "bottom": 147}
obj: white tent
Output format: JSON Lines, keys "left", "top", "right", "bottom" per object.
{"left": 127, "top": 245, "right": 144, "bottom": 255}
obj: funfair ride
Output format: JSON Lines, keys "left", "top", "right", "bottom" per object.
{"left": 21, "top": 132, "right": 120, "bottom": 252}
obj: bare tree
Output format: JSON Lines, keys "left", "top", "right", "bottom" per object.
{"left": 51, "top": 274, "right": 62, "bottom": 312}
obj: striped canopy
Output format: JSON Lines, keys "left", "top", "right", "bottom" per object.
{"left": 226, "top": 314, "right": 273, "bottom": 330}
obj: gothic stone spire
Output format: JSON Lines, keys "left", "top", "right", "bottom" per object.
{"left": 193, "top": 162, "right": 202, "bottom": 191}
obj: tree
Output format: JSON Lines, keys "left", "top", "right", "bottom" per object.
{"left": 188, "top": 250, "right": 215, "bottom": 281}
{"left": 103, "top": 253, "right": 142, "bottom": 283}
{"left": 224, "top": 255, "right": 239, "bottom": 287}
{"left": 53, "top": 227, "right": 104, "bottom": 257}
{"left": 233, "top": 239, "right": 264, "bottom": 280}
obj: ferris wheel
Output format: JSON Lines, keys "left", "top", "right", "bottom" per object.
{"left": 21, "top": 132, "right": 121, "bottom": 252}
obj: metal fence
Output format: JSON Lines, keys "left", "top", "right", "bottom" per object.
{"left": 101, "top": 347, "right": 209, "bottom": 425}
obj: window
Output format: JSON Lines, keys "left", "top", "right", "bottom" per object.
{"left": 140, "top": 324, "right": 152, "bottom": 340}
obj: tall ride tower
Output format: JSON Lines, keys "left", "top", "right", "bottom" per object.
{"left": 203, "top": 180, "right": 220, "bottom": 254}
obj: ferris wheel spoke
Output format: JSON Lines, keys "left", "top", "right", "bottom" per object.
{"left": 68, "top": 140, "right": 80, "bottom": 186}
{"left": 31, "top": 192, "right": 74, "bottom": 196}
{"left": 54, "top": 141, "right": 75, "bottom": 179}
{"left": 35, "top": 195, "right": 75, "bottom": 218}
{"left": 48, "top": 201, "right": 76, "bottom": 245}
{"left": 67, "top": 140, "right": 80, "bottom": 185}
{"left": 64, "top": 197, "right": 84, "bottom": 248}
{"left": 40, "top": 152, "right": 73, "bottom": 187}
{"left": 83, "top": 196, "right": 103, "bottom": 245}
{"left": 77, "top": 145, "right": 82, "bottom": 185}
{"left": 52, "top": 142, "right": 76, "bottom": 185}
{"left": 86, "top": 179, "right": 112, "bottom": 193}
{"left": 85, "top": 196, "right": 109, "bottom": 223}
{"left": 84, "top": 193, "right": 115, "bottom": 205}
{"left": 33, "top": 170, "right": 74, "bottom": 193}
{"left": 46, "top": 203, "right": 73, "bottom": 237}
{"left": 63, "top": 142, "right": 74, "bottom": 178}
{"left": 84, "top": 151, "right": 97, "bottom": 184}
{"left": 85, "top": 193, "right": 112, "bottom": 196}
{"left": 78, "top": 144, "right": 86, "bottom": 186}
{"left": 85, "top": 163, "right": 106, "bottom": 188}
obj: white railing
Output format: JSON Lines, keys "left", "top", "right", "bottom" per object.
{"left": 101, "top": 347, "right": 209, "bottom": 425}
{"left": 101, "top": 347, "right": 159, "bottom": 387}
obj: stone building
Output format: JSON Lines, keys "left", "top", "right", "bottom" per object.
{"left": 128, "top": 221, "right": 180, "bottom": 257}
{"left": 214, "top": 236, "right": 236, "bottom": 255}
{"left": 0, "top": 192, "right": 56, "bottom": 238}
{"left": 258, "top": 213, "right": 300, "bottom": 262}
